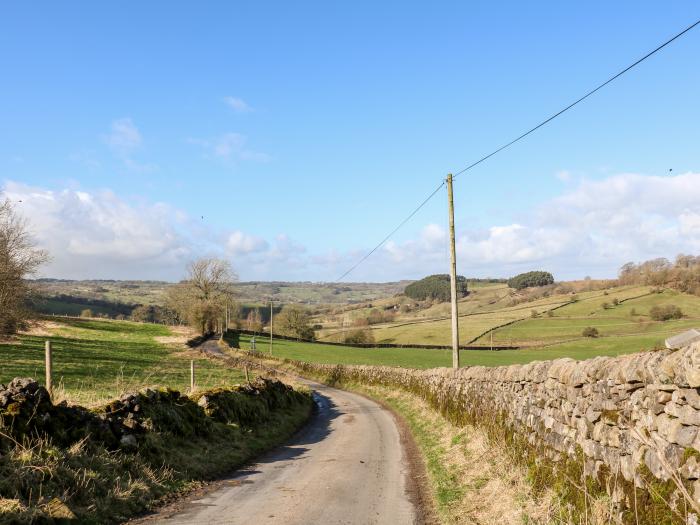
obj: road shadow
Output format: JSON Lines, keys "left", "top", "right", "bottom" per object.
{"left": 230, "top": 390, "right": 341, "bottom": 476}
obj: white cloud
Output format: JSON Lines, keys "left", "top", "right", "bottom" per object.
{"left": 7, "top": 172, "right": 700, "bottom": 282}
{"left": 3, "top": 181, "right": 307, "bottom": 281}
{"left": 4, "top": 181, "right": 192, "bottom": 280}
{"left": 365, "top": 172, "right": 700, "bottom": 281}
{"left": 188, "top": 133, "right": 270, "bottom": 163}
{"left": 223, "top": 96, "right": 253, "bottom": 113}
{"left": 226, "top": 231, "right": 268, "bottom": 255}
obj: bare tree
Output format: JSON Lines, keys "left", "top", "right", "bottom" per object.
{"left": 166, "top": 258, "right": 237, "bottom": 334}
{"left": 0, "top": 198, "right": 49, "bottom": 335}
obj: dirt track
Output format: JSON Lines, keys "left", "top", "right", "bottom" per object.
{"left": 141, "top": 374, "right": 421, "bottom": 524}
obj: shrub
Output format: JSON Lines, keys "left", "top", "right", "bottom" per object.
{"left": 601, "top": 302, "right": 610, "bottom": 310}
{"left": 546, "top": 310, "right": 554, "bottom": 318}
{"left": 582, "top": 327, "right": 599, "bottom": 338}
{"left": 612, "top": 298, "right": 620, "bottom": 306}
{"left": 274, "top": 305, "right": 314, "bottom": 340}
{"left": 530, "top": 310, "right": 539, "bottom": 318}
{"left": 343, "top": 329, "right": 375, "bottom": 344}
{"left": 80, "top": 308, "right": 93, "bottom": 318}
{"left": 507, "top": 271, "right": 554, "bottom": 290}
{"left": 404, "top": 274, "right": 469, "bottom": 302}
{"left": 649, "top": 304, "right": 683, "bottom": 321}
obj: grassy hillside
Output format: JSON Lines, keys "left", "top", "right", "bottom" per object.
{"left": 480, "top": 287, "right": 700, "bottom": 349}
{"left": 0, "top": 318, "right": 246, "bottom": 405}
{"left": 313, "top": 284, "right": 700, "bottom": 354}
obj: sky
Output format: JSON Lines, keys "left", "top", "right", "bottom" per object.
{"left": 2, "top": 2, "right": 700, "bottom": 282}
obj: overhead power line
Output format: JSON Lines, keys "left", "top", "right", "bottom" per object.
{"left": 453, "top": 18, "right": 700, "bottom": 179}
{"left": 335, "top": 181, "right": 445, "bottom": 281}
{"left": 335, "top": 17, "right": 700, "bottom": 282}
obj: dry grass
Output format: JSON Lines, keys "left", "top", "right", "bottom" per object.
{"left": 19, "top": 320, "right": 65, "bottom": 337}
{"left": 353, "top": 383, "right": 553, "bottom": 523}
{"left": 154, "top": 324, "right": 196, "bottom": 345}
{"left": 350, "top": 383, "right": 619, "bottom": 525}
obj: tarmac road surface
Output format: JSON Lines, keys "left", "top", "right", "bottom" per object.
{"left": 149, "top": 377, "right": 418, "bottom": 525}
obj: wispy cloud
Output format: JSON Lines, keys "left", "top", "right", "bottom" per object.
{"left": 68, "top": 151, "right": 101, "bottom": 170}
{"left": 223, "top": 96, "right": 253, "bottom": 113}
{"left": 102, "top": 118, "right": 158, "bottom": 172}
{"left": 188, "top": 132, "right": 270, "bottom": 163}
{"left": 103, "top": 118, "right": 142, "bottom": 155}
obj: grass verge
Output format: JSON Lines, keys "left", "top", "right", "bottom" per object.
{"left": 335, "top": 381, "right": 567, "bottom": 524}
{"left": 0, "top": 378, "right": 313, "bottom": 524}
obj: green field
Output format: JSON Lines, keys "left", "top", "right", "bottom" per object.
{"left": 314, "top": 285, "right": 700, "bottom": 357}
{"left": 481, "top": 288, "right": 700, "bottom": 348}
{"left": 234, "top": 332, "right": 648, "bottom": 369}
{"left": 31, "top": 297, "right": 133, "bottom": 317}
{"left": 1, "top": 318, "right": 246, "bottom": 405}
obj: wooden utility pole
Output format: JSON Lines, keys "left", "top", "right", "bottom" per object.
{"left": 45, "top": 341, "right": 53, "bottom": 397}
{"left": 269, "top": 300, "right": 274, "bottom": 355}
{"left": 446, "top": 174, "right": 460, "bottom": 368}
{"left": 190, "top": 360, "right": 196, "bottom": 392}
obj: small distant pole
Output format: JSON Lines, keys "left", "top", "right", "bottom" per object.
{"left": 244, "top": 364, "right": 250, "bottom": 384}
{"left": 190, "top": 360, "right": 196, "bottom": 392}
{"left": 45, "top": 341, "right": 53, "bottom": 397}
{"left": 446, "top": 174, "right": 460, "bottom": 368}
{"left": 490, "top": 330, "right": 493, "bottom": 351}
{"left": 269, "top": 300, "right": 273, "bottom": 356}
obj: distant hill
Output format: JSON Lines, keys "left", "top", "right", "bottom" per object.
{"left": 29, "top": 279, "right": 409, "bottom": 312}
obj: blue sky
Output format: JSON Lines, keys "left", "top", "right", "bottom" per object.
{"left": 2, "top": 2, "right": 700, "bottom": 282}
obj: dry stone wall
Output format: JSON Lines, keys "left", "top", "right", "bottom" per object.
{"left": 289, "top": 343, "right": 700, "bottom": 510}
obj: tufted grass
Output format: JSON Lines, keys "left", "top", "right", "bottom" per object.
{"left": 0, "top": 381, "right": 313, "bottom": 524}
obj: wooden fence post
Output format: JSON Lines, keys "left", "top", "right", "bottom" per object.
{"left": 244, "top": 365, "right": 250, "bottom": 384}
{"left": 190, "top": 360, "right": 195, "bottom": 392}
{"left": 45, "top": 341, "right": 53, "bottom": 397}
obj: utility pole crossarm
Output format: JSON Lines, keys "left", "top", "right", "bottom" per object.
{"left": 447, "top": 174, "right": 460, "bottom": 369}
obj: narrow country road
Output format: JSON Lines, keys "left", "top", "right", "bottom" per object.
{"left": 144, "top": 358, "right": 420, "bottom": 524}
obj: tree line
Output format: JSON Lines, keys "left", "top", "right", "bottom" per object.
{"left": 507, "top": 271, "right": 555, "bottom": 290}
{"left": 404, "top": 274, "right": 469, "bottom": 302}
{"left": 618, "top": 255, "right": 700, "bottom": 295}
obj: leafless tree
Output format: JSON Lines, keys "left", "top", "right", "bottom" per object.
{"left": 0, "top": 198, "right": 49, "bottom": 335}
{"left": 166, "top": 258, "right": 237, "bottom": 334}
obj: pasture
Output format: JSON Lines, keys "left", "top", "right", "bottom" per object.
{"left": 0, "top": 318, "right": 246, "bottom": 405}
{"left": 314, "top": 284, "right": 700, "bottom": 354}
{"left": 234, "top": 332, "right": 648, "bottom": 369}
